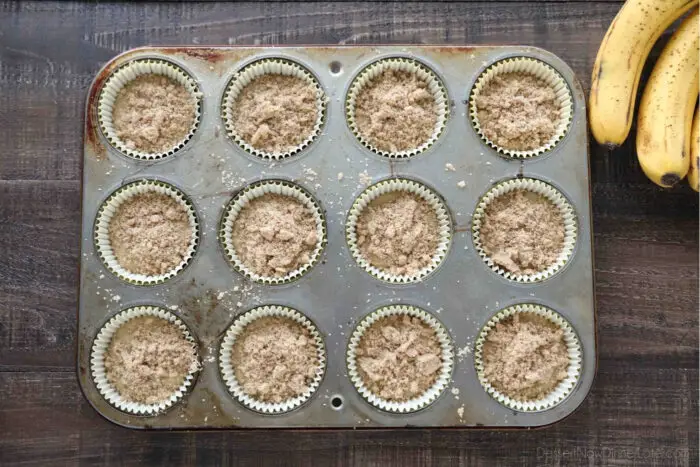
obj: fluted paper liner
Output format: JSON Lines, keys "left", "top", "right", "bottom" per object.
{"left": 473, "top": 304, "right": 582, "bottom": 412}
{"left": 469, "top": 56, "right": 573, "bottom": 158}
{"left": 222, "top": 58, "right": 327, "bottom": 160}
{"left": 346, "top": 178, "right": 452, "bottom": 283}
{"left": 98, "top": 58, "right": 202, "bottom": 160}
{"left": 219, "top": 305, "right": 326, "bottom": 414}
{"left": 94, "top": 179, "right": 200, "bottom": 286}
{"left": 346, "top": 305, "right": 454, "bottom": 413}
{"left": 219, "top": 180, "right": 327, "bottom": 285}
{"left": 90, "top": 305, "right": 200, "bottom": 416}
{"left": 472, "top": 177, "right": 577, "bottom": 283}
{"left": 345, "top": 57, "right": 449, "bottom": 158}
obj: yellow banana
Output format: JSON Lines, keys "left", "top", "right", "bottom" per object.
{"left": 636, "top": 8, "right": 699, "bottom": 188}
{"left": 589, "top": 0, "right": 698, "bottom": 147}
{"left": 689, "top": 107, "right": 699, "bottom": 192}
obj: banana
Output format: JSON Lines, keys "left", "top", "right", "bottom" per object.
{"left": 636, "top": 8, "right": 699, "bottom": 188}
{"left": 689, "top": 107, "right": 699, "bottom": 192}
{"left": 589, "top": 0, "right": 698, "bottom": 147}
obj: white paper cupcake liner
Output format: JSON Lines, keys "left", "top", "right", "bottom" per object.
{"left": 90, "top": 305, "right": 200, "bottom": 416}
{"left": 469, "top": 56, "right": 573, "bottom": 158}
{"left": 218, "top": 305, "right": 326, "bottom": 414}
{"left": 219, "top": 179, "right": 327, "bottom": 285}
{"left": 346, "top": 304, "right": 454, "bottom": 413}
{"left": 472, "top": 177, "right": 577, "bottom": 283}
{"left": 345, "top": 57, "right": 449, "bottom": 159}
{"left": 94, "top": 179, "right": 200, "bottom": 286}
{"left": 346, "top": 178, "right": 452, "bottom": 283}
{"left": 473, "top": 304, "right": 582, "bottom": 412}
{"left": 98, "top": 58, "right": 202, "bottom": 160}
{"left": 221, "top": 58, "right": 327, "bottom": 160}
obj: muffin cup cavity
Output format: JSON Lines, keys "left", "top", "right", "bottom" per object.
{"left": 471, "top": 177, "right": 577, "bottom": 283}
{"left": 469, "top": 56, "right": 573, "bottom": 158}
{"left": 346, "top": 304, "right": 454, "bottom": 413}
{"left": 346, "top": 178, "right": 452, "bottom": 284}
{"left": 98, "top": 58, "right": 202, "bottom": 160}
{"left": 219, "top": 179, "right": 327, "bottom": 285}
{"left": 218, "top": 305, "right": 326, "bottom": 414}
{"left": 221, "top": 58, "right": 327, "bottom": 160}
{"left": 345, "top": 57, "right": 449, "bottom": 159}
{"left": 473, "top": 303, "right": 582, "bottom": 412}
{"left": 94, "top": 179, "right": 200, "bottom": 286}
{"left": 90, "top": 305, "right": 200, "bottom": 416}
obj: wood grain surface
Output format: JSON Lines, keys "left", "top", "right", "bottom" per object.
{"left": 0, "top": 2, "right": 697, "bottom": 466}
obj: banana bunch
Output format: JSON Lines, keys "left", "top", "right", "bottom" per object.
{"left": 690, "top": 108, "right": 699, "bottom": 191}
{"left": 590, "top": 0, "right": 699, "bottom": 190}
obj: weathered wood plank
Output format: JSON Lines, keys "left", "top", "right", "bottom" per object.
{"left": 0, "top": 371, "right": 696, "bottom": 466}
{"left": 0, "top": 181, "right": 80, "bottom": 370}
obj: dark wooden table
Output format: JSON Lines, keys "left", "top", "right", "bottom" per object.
{"left": 1, "top": 2, "right": 697, "bottom": 466}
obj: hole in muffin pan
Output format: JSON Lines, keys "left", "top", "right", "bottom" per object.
{"left": 329, "top": 61, "right": 342, "bottom": 75}
{"left": 80, "top": 46, "right": 594, "bottom": 429}
{"left": 330, "top": 395, "right": 344, "bottom": 410}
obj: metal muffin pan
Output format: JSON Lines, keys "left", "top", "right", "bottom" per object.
{"left": 78, "top": 46, "right": 596, "bottom": 429}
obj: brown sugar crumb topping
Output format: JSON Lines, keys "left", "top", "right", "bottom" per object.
{"left": 355, "top": 69, "right": 438, "bottom": 153}
{"left": 105, "top": 316, "right": 198, "bottom": 405}
{"left": 482, "top": 313, "right": 569, "bottom": 401}
{"left": 356, "top": 192, "right": 439, "bottom": 277}
{"left": 231, "top": 74, "right": 318, "bottom": 154}
{"left": 231, "top": 316, "right": 319, "bottom": 403}
{"left": 231, "top": 194, "right": 318, "bottom": 278}
{"left": 476, "top": 72, "right": 560, "bottom": 151}
{"left": 109, "top": 192, "right": 192, "bottom": 276}
{"left": 356, "top": 314, "right": 443, "bottom": 402}
{"left": 112, "top": 74, "right": 196, "bottom": 154}
{"left": 480, "top": 190, "right": 564, "bottom": 275}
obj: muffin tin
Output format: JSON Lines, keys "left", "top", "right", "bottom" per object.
{"left": 78, "top": 46, "right": 596, "bottom": 429}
